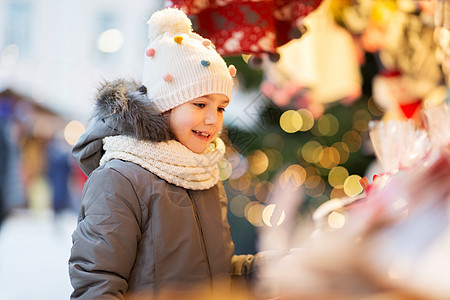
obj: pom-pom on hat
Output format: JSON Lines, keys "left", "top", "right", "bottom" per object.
{"left": 142, "top": 8, "right": 235, "bottom": 112}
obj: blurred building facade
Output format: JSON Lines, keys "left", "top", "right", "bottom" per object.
{"left": 0, "top": 0, "right": 164, "bottom": 123}
{"left": 0, "top": 0, "right": 164, "bottom": 221}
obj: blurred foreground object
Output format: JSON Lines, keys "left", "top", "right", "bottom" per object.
{"left": 255, "top": 104, "right": 450, "bottom": 299}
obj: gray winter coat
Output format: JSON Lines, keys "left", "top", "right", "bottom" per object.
{"left": 68, "top": 80, "right": 254, "bottom": 299}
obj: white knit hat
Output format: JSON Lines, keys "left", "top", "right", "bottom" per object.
{"left": 142, "top": 8, "right": 236, "bottom": 113}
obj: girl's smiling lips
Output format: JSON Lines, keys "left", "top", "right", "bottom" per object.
{"left": 192, "top": 130, "right": 211, "bottom": 139}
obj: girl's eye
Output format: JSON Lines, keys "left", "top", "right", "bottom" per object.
{"left": 218, "top": 107, "right": 226, "bottom": 113}
{"left": 194, "top": 103, "right": 205, "bottom": 108}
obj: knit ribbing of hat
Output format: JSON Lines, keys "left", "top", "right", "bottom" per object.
{"left": 100, "top": 135, "right": 225, "bottom": 190}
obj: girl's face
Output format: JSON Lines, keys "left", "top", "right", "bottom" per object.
{"left": 168, "top": 94, "right": 230, "bottom": 153}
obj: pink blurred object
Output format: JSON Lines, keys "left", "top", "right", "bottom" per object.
{"left": 422, "top": 103, "right": 450, "bottom": 148}
{"left": 368, "top": 120, "right": 431, "bottom": 174}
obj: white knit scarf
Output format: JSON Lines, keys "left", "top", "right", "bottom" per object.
{"left": 100, "top": 135, "right": 225, "bottom": 190}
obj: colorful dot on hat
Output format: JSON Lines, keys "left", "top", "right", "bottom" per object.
{"left": 201, "top": 60, "right": 210, "bottom": 67}
{"left": 174, "top": 36, "right": 183, "bottom": 44}
{"left": 228, "top": 65, "right": 237, "bottom": 77}
{"left": 145, "top": 48, "right": 155, "bottom": 57}
{"left": 202, "top": 40, "right": 211, "bottom": 47}
{"left": 163, "top": 73, "right": 173, "bottom": 82}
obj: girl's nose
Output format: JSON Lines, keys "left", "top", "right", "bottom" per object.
{"left": 204, "top": 110, "right": 218, "bottom": 126}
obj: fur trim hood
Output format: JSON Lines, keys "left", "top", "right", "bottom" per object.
{"left": 73, "top": 79, "right": 170, "bottom": 176}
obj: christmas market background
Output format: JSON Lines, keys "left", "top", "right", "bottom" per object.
{"left": 0, "top": 0, "right": 449, "bottom": 299}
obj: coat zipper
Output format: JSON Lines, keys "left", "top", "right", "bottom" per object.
{"left": 187, "top": 190, "right": 213, "bottom": 286}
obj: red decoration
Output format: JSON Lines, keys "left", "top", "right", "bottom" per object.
{"left": 169, "top": 0, "right": 323, "bottom": 56}
{"left": 399, "top": 100, "right": 422, "bottom": 119}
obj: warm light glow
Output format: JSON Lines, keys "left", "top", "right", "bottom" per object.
{"left": 230, "top": 195, "right": 251, "bottom": 217}
{"left": 328, "top": 211, "right": 346, "bottom": 229}
{"left": 302, "top": 141, "right": 322, "bottom": 163}
{"left": 330, "top": 185, "right": 346, "bottom": 199}
{"left": 297, "top": 108, "right": 314, "bottom": 131}
{"left": 317, "top": 114, "right": 339, "bottom": 136}
{"left": 279, "top": 164, "right": 306, "bottom": 188}
{"left": 332, "top": 142, "right": 350, "bottom": 164}
{"left": 328, "top": 166, "right": 349, "bottom": 187}
{"left": 305, "top": 176, "right": 325, "bottom": 197}
{"left": 318, "top": 147, "right": 340, "bottom": 169}
{"left": 245, "top": 201, "right": 265, "bottom": 227}
{"left": 218, "top": 159, "right": 232, "bottom": 181}
{"left": 97, "top": 29, "right": 124, "bottom": 53}
{"left": 64, "top": 120, "right": 85, "bottom": 146}
{"left": 343, "top": 175, "right": 363, "bottom": 196}
{"left": 262, "top": 204, "right": 286, "bottom": 227}
{"left": 248, "top": 150, "right": 269, "bottom": 175}
{"left": 280, "top": 110, "right": 303, "bottom": 133}
{"left": 353, "top": 109, "right": 372, "bottom": 132}
{"left": 342, "top": 130, "right": 362, "bottom": 152}
{"left": 254, "top": 181, "right": 274, "bottom": 202}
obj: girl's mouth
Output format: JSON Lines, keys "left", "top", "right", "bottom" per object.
{"left": 192, "top": 130, "right": 211, "bottom": 138}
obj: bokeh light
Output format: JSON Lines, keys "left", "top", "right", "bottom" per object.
{"left": 247, "top": 150, "right": 269, "bottom": 175}
{"left": 262, "top": 204, "right": 286, "bottom": 227}
{"left": 245, "top": 201, "right": 265, "bottom": 226}
{"left": 301, "top": 141, "right": 322, "bottom": 163}
{"left": 97, "top": 29, "right": 124, "bottom": 53}
{"left": 318, "top": 147, "right": 340, "bottom": 169}
{"left": 317, "top": 114, "right": 339, "bottom": 136}
{"left": 64, "top": 120, "right": 85, "bottom": 146}
{"left": 254, "top": 181, "right": 274, "bottom": 203}
{"left": 342, "top": 130, "right": 362, "bottom": 152}
{"left": 280, "top": 110, "right": 303, "bottom": 133}
{"left": 343, "top": 174, "right": 363, "bottom": 196}
{"left": 328, "top": 166, "right": 349, "bottom": 187}
{"left": 279, "top": 164, "right": 306, "bottom": 188}
{"left": 297, "top": 108, "right": 315, "bottom": 131}
{"left": 218, "top": 159, "right": 233, "bottom": 181}
{"left": 353, "top": 109, "right": 372, "bottom": 132}
{"left": 230, "top": 195, "right": 251, "bottom": 217}
{"left": 328, "top": 211, "right": 346, "bottom": 229}
{"left": 332, "top": 142, "right": 350, "bottom": 164}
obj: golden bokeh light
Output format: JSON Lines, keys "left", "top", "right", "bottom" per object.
{"left": 318, "top": 147, "right": 340, "bottom": 169}
{"left": 342, "top": 130, "right": 362, "bottom": 152}
{"left": 247, "top": 150, "right": 269, "bottom": 175}
{"left": 280, "top": 110, "right": 303, "bottom": 133}
{"left": 301, "top": 141, "right": 322, "bottom": 163}
{"left": 279, "top": 164, "right": 307, "bottom": 188}
{"left": 245, "top": 201, "right": 265, "bottom": 227}
{"left": 254, "top": 181, "right": 274, "bottom": 203}
{"left": 305, "top": 176, "right": 325, "bottom": 197}
{"left": 218, "top": 159, "right": 233, "bottom": 181}
{"left": 297, "top": 108, "right": 315, "bottom": 131}
{"left": 343, "top": 174, "right": 363, "bottom": 197}
{"left": 64, "top": 120, "right": 85, "bottom": 146}
{"left": 328, "top": 166, "right": 349, "bottom": 187}
{"left": 353, "top": 109, "right": 372, "bottom": 132}
{"left": 332, "top": 142, "right": 350, "bottom": 164}
{"left": 330, "top": 185, "right": 347, "bottom": 199}
{"left": 317, "top": 114, "right": 339, "bottom": 136}
{"left": 230, "top": 195, "right": 251, "bottom": 218}
{"left": 262, "top": 204, "right": 286, "bottom": 227}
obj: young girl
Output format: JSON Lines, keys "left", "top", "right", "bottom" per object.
{"left": 68, "top": 7, "right": 255, "bottom": 300}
